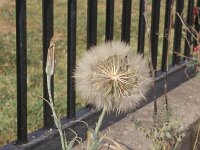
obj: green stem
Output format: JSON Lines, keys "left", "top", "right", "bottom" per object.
{"left": 173, "top": 142, "right": 178, "bottom": 150}
{"left": 47, "top": 76, "right": 67, "bottom": 150}
{"left": 95, "top": 107, "right": 106, "bottom": 134}
{"left": 193, "top": 122, "right": 200, "bottom": 150}
{"left": 47, "top": 77, "right": 53, "bottom": 104}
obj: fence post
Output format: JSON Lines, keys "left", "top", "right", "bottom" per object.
{"left": 16, "top": 0, "right": 28, "bottom": 144}
{"left": 150, "top": 0, "right": 161, "bottom": 71}
{"left": 67, "top": 0, "right": 77, "bottom": 119}
{"left": 87, "top": 0, "right": 98, "bottom": 49}
{"left": 42, "top": 0, "right": 54, "bottom": 129}
{"left": 162, "top": 0, "right": 173, "bottom": 71}
{"left": 172, "top": 0, "right": 184, "bottom": 65}
{"left": 105, "top": 0, "right": 114, "bottom": 41}
{"left": 194, "top": 0, "right": 200, "bottom": 43}
{"left": 184, "top": 0, "right": 194, "bottom": 58}
{"left": 137, "top": 0, "right": 146, "bottom": 54}
{"left": 121, "top": 0, "right": 132, "bottom": 43}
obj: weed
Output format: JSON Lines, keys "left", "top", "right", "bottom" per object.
{"left": 44, "top": 39, "right": 78, "bottom": 150}
{"left": 134, "top": 104, "right": 185, "bottom": 150}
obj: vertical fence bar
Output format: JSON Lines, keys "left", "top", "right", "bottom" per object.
{"left": 184, "top": 0, "right": 194, "bottom": 58}
{"left": 137, "top": 0, "right": 146, "bottom": 54}
{"left": 150, "top": 0, "right": 161, "bottom": 71}
{"left": 161, "top": 0, "right": 172, "bottom": 71}
{"left": 195, "top": 0, "right": 200, "bottom": 34}
{"left": 121, "top": 0, "right": 132, "bottom": 43}
{"left": 105, "top": 0, "right": 114, "bottom": 41}
{"left": 87, "top": 0, "right": 98, "bottom": 49}
{"left": 67, "top": 0, "right": 77, "bottom": 119}
{"left": 172, "top": 0, "right": 184, "bottom": 65}
{"left": 16, "top": 0, "right": 27, "bottom": 144}
{"left": 42, "top": 0, "right": 54, "bottom": 129}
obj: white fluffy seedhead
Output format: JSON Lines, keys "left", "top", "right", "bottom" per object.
{"left": 75, "top": 41, "right": 152, "bottom": 113}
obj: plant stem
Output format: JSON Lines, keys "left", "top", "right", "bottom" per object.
{"left": 173, "top": 142, "right": 178, "bottom": 150}
{"left": 193, "top": 122, "right": 200, "bottom": 150}
{"left": 95, "top": 107, "right": 106, "bottom": 134}
{"left": 47, "top": 76, "right": 67, "bottom": 150}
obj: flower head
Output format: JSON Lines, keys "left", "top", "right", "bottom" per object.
{"left": 193, "top": 45, "right": 199, "bottom": 53}
{"left": 75, "top": 42, "right": 152, "bottom": 113}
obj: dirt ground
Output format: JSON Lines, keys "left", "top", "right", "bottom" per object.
{"left": 0, "top": 1, "right": 15, "bottom": 34}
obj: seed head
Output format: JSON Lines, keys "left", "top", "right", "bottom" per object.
{"left": 75, "top": 42, "right": 152, "bottom": 113}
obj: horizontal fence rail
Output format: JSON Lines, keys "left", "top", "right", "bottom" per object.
{"left": 1, "top": 0, "right": 198, "bottom": 147}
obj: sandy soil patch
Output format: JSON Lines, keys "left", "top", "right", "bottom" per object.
{"left": 0, "top": 20, "right": 15, "bottom": 34}
{"left": 0, "top": 1, "right": 15, "bottom": 34}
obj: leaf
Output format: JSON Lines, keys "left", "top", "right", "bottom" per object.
{"left": 86, "top": 128, "right": 101, "bottom": 150}
{"left": 66, "top": 138, "right": 76, "bottom": 150}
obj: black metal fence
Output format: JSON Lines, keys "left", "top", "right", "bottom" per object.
{"left": 4, "top": 0, "right": 200, "bottom": 147}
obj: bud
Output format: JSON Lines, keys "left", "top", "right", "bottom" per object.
{"left": 45, "top": 39, "right": 55, "bottom": 77}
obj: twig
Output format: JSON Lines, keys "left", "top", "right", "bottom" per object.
{"left": 193, "top": 122, "right": 200, "bottom": 150}
{"left": 174, "top": 52, "right": 197, "bottom": 60}
{"left": 177, "top": 13, "right": 198, "bottom": 42}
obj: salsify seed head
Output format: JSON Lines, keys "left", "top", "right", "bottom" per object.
{"left": 75, "top": 41, "right": 152, "bottom": 113}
